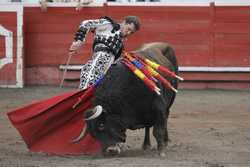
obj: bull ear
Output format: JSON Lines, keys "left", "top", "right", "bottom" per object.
{"left": 85, "top": 105, "right": 103, "bottom": 121}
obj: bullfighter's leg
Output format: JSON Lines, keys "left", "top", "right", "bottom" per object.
{"left": 142, "top": 127, "right": 151, "bottom": 150}
{"left": 79, "top": 51, "right": 114, "bottom": 89}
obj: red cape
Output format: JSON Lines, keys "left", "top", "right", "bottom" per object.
{"left": 7, "top": 88, "right": 101, "bottom": 155}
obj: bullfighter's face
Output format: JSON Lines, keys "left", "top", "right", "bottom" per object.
{"left": 120, "top": 22, "right": 137, "bottom": 38}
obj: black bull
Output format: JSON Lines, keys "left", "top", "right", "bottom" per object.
{"left": 81, "top": 42, "right": 179, "bottom": 155}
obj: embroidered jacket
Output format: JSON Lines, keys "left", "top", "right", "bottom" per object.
{"left": 74, "top": 16, "right": 123, "bottom": 59}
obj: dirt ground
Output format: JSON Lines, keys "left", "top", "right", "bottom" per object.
{"left": 0, "top": 86, "right": 249, "bottom": 167}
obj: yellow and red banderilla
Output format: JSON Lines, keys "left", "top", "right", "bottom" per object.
{"left": 143, "top": 62, "right": 178, "bottom": 93}
{"left": 122, "top": 51, "right": 183, "bottom": 94}
{"left": 122, "top": 58, "right": 161, "bottom": 95}
{"left": 136, "top": 55, "right": 184, "bottom": 81}
{"left": 123, "top": 52, "right": 158, "bottom": 83}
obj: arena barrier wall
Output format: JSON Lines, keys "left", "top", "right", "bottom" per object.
{"left": 1, "top": 1, "right": 250, "bottom": 89}
{"left": 0, "top": 5, "right": 23, "bottom": 88}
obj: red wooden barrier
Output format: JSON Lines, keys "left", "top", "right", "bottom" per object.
{"left": 6, "top": 3, "right": 249, "bottom": 89}
{"left": 0, "top": 5, "right": 23, "bottom": 88}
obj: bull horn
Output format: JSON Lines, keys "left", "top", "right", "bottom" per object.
{"left": 85, "top": 105, "right": 103, "bottom": 121}
{"left": 72, "top": 125, "right": 88, "bottom": 143}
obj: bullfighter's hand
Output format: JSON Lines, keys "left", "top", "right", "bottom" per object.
{"left": 39, "top": 0, "right": 47, "bottom": 12}
{"left": 69, "top": 40, "right": 83, "bottom": 55}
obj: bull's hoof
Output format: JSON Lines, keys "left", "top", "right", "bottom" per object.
{"left": 117, "top": 143, "right": 130, "bottom": 152}
{"left": 142, "top": 144, "right": 151, "bottom": 151}
{"left": 105, "top": 145, "right": 121, "bottom": 156}
{"left": 159, "top": 151, "right": 166, "bottom": 157}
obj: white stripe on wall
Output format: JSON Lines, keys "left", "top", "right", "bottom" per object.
{"left": 0, "top": 25, "right": 13, "bottom": 69}
{"left": 1, "top": 1, "right": 250, "bottom": 7}
{"left": 0, "top": 5, "right": 23, "bottom": 88}
{"left": 179, "top": 67, "right": 250, "bottom": 72}
{"left": 59, "top": 65, "right": 250, "bottom": 72}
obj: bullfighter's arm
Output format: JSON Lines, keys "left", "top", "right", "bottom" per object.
{"left": 74, "top": 18, "right": 111, "bottom": 42}
{"left": 69, "top": 18, "right": 110, "bottom": 53}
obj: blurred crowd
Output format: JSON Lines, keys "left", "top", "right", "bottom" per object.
{"left": 1, "top": 0, "right": 161, "bottom": 11}
{"left": 1, "top": 0, "right": 94, "bottom": 11}
{"left": 39, "top": 0, "right": 94, "bottom": 11}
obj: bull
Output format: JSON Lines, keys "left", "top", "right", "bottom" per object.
{"left": 74, "top": 42, "right": 179, "bottom": 156}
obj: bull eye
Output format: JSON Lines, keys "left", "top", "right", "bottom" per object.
{"left": 98, "top": 123, "right": 105, "bottom": 131}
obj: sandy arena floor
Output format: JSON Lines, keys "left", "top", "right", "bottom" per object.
{"left": 0, "top": 86, "right": 250, "bottom": 167}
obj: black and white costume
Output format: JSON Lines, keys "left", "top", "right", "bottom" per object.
{"left": 74, "top": 17, "right": 124, "bottom": 89}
